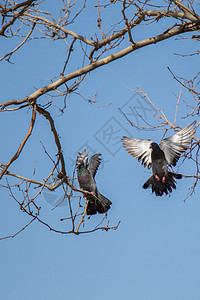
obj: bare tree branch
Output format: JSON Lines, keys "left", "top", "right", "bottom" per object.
{"left": 1, "top": 0, "right": 200, "bottom": 238}
{"left": 0, "top": 104, "right": 37, "bottom": 179}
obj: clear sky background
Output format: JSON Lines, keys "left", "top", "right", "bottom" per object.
{"left": 1, "top": 1, "right": 200, "bottom": 300}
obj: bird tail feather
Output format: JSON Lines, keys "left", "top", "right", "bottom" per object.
{"left": 87, "top": 192, "right": 112, "bottom": 215}
{"left": 142, "top": 172, "right": 182, "bottom": 196}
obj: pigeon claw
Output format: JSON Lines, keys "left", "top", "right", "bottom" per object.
{"left": 155, "top": 175, "right": 160, "bottom": 181}
{"left": 162, "top": 176, "right": 166, "bottom": 183}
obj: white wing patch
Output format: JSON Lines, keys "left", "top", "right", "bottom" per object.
{"left": 160, "top": 121, "right": 196, "bottom": 166}
{"left": 122, "top": 137, "right": 152, "bottom": 169}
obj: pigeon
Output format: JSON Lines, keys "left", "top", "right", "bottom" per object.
{"left": 76, "top": 149, "right": 112, "bottom": 215}
{"left": 122, "top": 122, "right": 196, "bottom": 196}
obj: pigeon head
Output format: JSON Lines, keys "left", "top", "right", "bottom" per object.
{"left": 76, "top": 149, "right": 88, "bottom": 168}
{"left": 150, "top": 142, "right": 160, "bottom": 150}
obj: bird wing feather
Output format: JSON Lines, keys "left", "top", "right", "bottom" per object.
{"left": 88, "top": 154, "right": 102, "bottom": 178}
{"left": 122, "top": 137, "right": 152, "bottom": 169}
{"left": 159, "top": 121, "right": 196, "bottom": 166}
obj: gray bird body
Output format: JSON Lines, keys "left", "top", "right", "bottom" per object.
{"left": 122, "top": 122, "right": 196, "bottom": 196}
{"left": 77, "top": 150, "right": 112, "bottom": 215}
{"left": 151, "top": 143, "right": 168, "bottom": 179}
{"left": 78, "top": 165, "right": 97, "bottom": 194}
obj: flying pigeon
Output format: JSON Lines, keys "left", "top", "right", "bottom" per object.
{"left": 122, "top": 122, "right": 196, "bottom": 196}
{"left": 76, "top": 149, "right": 112, "bottom": 215}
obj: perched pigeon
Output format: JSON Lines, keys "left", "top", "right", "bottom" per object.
{"left": 122, "top": 122, "right": 196, "bottom": 196}
{"left": 76, "top": 149, "right": 112, "bottom": 215}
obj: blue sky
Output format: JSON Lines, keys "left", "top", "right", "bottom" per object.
{"left": 1, "top": 2, "right": 200, "bottom": 300}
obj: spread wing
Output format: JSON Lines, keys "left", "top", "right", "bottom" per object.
{"left": 122, "top": 137, "right": 152, "bottom": 169}
{"left": 160, "top": 121, "right": 196, "bottom": 166}
{"left": 88, "top": 154, "right": 102, "bottom": 178}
